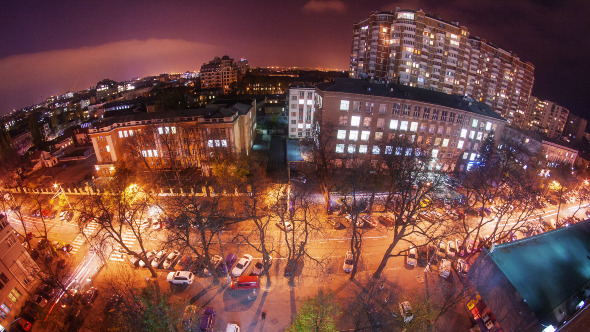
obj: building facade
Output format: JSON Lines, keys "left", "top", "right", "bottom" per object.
{"left": 315, "top": 78, "right": 506, "bottom": 172}
{"left": 89, "top": 103, "right": 256, "bottom": 177}
{"left": 523, "top": 96, "right": 569, "bottom": 138}
{"left": 0, "top": 215, "right": 38, "bottom": 329}
{"left": 503, "top": 126, "right": 578, "bottom": 168}
{"left": 95, "top": 79, "right": 118, "bottom": 100}
{"left": 349, "top": 9, "right": 534, "bottom": 124}
{"left": 288, "top": 86, "right": 316, "bottom": 139}
{"left": 563, "top": 112, "right": 588, "bottom": 143}
{"left": 200, "top": 56, "right": 239, "bottom": 94}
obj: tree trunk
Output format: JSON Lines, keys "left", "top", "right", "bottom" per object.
{"left": 373, "top": 239, "right": 398, "bottom": 279}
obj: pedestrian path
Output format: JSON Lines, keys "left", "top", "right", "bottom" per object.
{"left": 109, "top": 228, "right": 137, "bottom": 262}
{"left": 70, "top": 221, "right": 99, "bottom": 254}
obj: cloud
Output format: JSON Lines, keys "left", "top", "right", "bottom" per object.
{"left": 0, "top": 39, "right": 220, "bottom": 114}
{"left": 302, "top": 0, "right": 345, "bottom": 14}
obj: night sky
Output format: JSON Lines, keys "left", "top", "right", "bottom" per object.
{"left": 1, "top": 0, "right": 589, "bottom": 120}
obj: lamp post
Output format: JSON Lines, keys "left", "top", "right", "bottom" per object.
{"left": 53, "top": 183, "right": 72, "bottom": 210}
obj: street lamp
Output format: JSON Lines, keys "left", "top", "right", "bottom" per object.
{"left": 53, "top": 183, "right": 72, "bottom": 209}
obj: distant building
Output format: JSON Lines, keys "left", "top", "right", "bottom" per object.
{"left": 0, "top": 215, "right": 38, "bottom": 328}
{"left": 349, "top": 10, "right": 534, "bottom": 124}
{"left": 314, "top": 78, "right": 506, "bottom": 172}
{"left": 503, "top": 126, "right": 578, "bottom": 168}
{"left": 469, "top": 220, "right": 590, "bottom": 332}
{"left": 200, "top": 56, "right": 238, "bottom": 94}
{"left": 523, "top": 96, "right": 569, "bottom": 138}
{"left": 288, "top": 86, "right": 316, "bottom": 139}
{"left": 88, "top": 103, "right": 256, "bottom": 177}
{"left": 562, "top": 113, "right": 587, "bottom": 143}
{"left": 237, "top": 58, "right": 250, "bottom": 75}
{"left": 96, "top": 79, "right": 118, "bottom": 100}
{"left": 9, "top": 131, "right": 32, "bottom": 156}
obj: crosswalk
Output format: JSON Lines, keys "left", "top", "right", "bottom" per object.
{"left": 109, "top": 228, "right": 137, "bottom": 262}
{"left": 70, "top": 221, "right": 99, "bottom": 254}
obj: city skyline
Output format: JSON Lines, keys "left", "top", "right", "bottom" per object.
{"left": 1, "top": 0, "right": 589, "bottom": 119}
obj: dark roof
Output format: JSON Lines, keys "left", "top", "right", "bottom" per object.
{"left": 316, "top": 78, "right": 505, "bottom": 121}
{"left": 91, "top": 103, "right": 252, "bottom": 129}
{"left": 480, "top": 220, "right": 590, "bottom": 322}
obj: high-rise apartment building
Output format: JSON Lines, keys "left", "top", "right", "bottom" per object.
{"left": 349, "top": 9, "right": 534, "bottom": 124}
{"left": 524, "top": 96, "right": 569, "bottom": 138}
{"left": 288, "top": 86, "right": 315, "bottom": 138}
{"left": 562, "top": 112, "right": 587, "bottom": 143}
{"left": 200, "top": 56, "right": 239, "bottom": 94}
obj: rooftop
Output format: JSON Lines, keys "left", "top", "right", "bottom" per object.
{"left": 487, "top": 220, "right": 590, "bottom": 318}
{"left": 316, "top": 78, "right": 505, "bottom": 121}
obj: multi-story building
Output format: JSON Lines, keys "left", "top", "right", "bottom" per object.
{"left": 503, "top": 126, "right": 578, "bottom": 168}
{"left": 314, "top": 78, "right": 506, "bottom": 172}
{"left": 349, "top": 9, "right": 534, "bottom": 124}
{"left": 523, "top": 96, "right": 569, "bottom": 138}
{"left": 95, "top": 79, "right": 118, "bottom": 101}
{"left": 562, "top": 112, "right": 587, "bottom": 143}
{"left": 0, "top": 215, "right": 38, "bottom": 328}
{"left": 288, "top": 86, "right": 316, "bottom": 139}
{"left": 89, "top": 103, "right": 256, "bottom": 177}
{"left": 200, "top": 56, "right": 239, "bottom": 94}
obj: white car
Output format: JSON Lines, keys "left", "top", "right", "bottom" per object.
{"left": 275, "top": 221, "right": 293, "bottom": 232}
{"left": 139, "top": 250, "right": 155, "bottom": 268}
{"left": 231, "top": 254, "right": 253, "bottom": 277}
{"left": 162, "top": 250, "right": 180, "bottom": 270}
{"left": 167, "top": 271, "right": 194, "bottom": 285}
{"left": 406, "top": 246, "right": 417, "bottom": 267}
{"left": 151, "top": 250, "right": 167, "bottom": 268}
{"left": 399, "top": 301, "right": 414, "bottom": 323}
{"left": 447, "top": 240, "right": 457, "bottom": 258}
{"left": 343, "top": 251, "right": 354, "bottom": 273}
{"left": 439, "top": 259, "right": 451, "bottom": 278}
{"left": 225, "top": 323, "right": 240, "bottom": 332}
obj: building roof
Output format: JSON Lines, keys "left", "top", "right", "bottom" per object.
{"left": 316, "top": 78, "right": 505, "bottom": 121}
{"left": 486, "top": 220, "right": 590, "bottom": 320}
{"left": 90, "top": 103, "right": 252, "bottom": 130}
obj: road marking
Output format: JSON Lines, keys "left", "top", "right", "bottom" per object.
{"left": 109, "top": 228, "right": 137, "bottom": 262}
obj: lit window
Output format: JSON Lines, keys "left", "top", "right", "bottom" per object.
{"left": 215, "top": 140, "right": 221, "bottom": 147}
{"left": 208, "top": 140, "right": 214, "bottom": 148}
{"left": 400, "top": 121, "right": 408, "bottom": 131}
{"left": 469, "top": 131, "right": 476, "bottom": 139}
{"left": 340, "top": 100, "right": 350, "bottom": 111}
{"left": 158, "top": 127, "right": 164, "bottom": 135}
{"left": 405, "top": 148, "right": 412, "bottom": 156}
{"left": 147, "top": 150, "right": 153, "bottom": 157}
{"left": 457, "top": 140, "right": 464, "bottom": 149}
{"left": 129, "top": 130, "right": 133, "bottom": 136}
{"left": 486, "top": 122, "right": 492, "bottom": 131}
{"left": 470, "top": 153, "right": 476, "bottom": 161}
{"left": 463, "top": 152, "right": 468, "bottom": 159}
{"left": 432, "top": 149, "right": 439, "bottom": 158}
{"left": 351, "top": 116, "right": 361, "bottom": 127}
{"left": 349, "top": 130, "right": 358, "bottom": 141}
{"left": 106, "top": 145, "right": 110, "bottom": 152}
{"left": 171, "top": 126, "right": 177, "bottom": 134}
{"left": 472, "top": 119, "right": 478, "bottom": 128}
{"left": 347, "top": 144, "right": 356, "bottom": 154}
{"left": 359, "top": 145, "right": 368, "bottom": 154}
{"left": 165, "top": 127, "right": 170, "bottom": 134}
{"left": 385, "top": 146, "right": 393, "bottom": 154}
{"left": 142, "top": 150, "right": 147, "bottom": 157}
{"left": 410, "top": 122, "right": 418, "bottom": 132}
{"left": 221, "top": 140, "right": 227, "bottom": 147}
{"left": 476, "top": 132, "right": 483, "bottom": 140}
{"left": 389, "top": 120, "right": 398, "bottom": 130}
{"left": 153, "top": 150, "right": 158, "bottom": 157}
{"left": 8, "top": 288, "right": 21, "bottom": 303}
{"left": 395, "top": 147, "right": 403, "bottom": 155}
{"left": 372, "top": 146, "right": 380, "bottom": 154}
{"left": 337, "top": 130, "right": 346, "bottom": 139}
{"left": 119, "top": 131, "right": 123, "bottom": 138}
{"left": 442, "top": 138, "right": 449, "bottom": 147}
{"left": 375, "top": 132, "right": 383, "bottom": 140}
{"left": 361, "top": 131, "right": 370, "bottom": 141}
{"left": 336, "top": 144, "right": 345, "bottom": 153}
{"left": 525, "top": 138, "right": 530, "bottom": 143}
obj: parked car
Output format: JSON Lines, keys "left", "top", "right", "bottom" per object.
{"left": 82, "top": 287, "right": 99, "bottom": 305}
{"left": 327, "top": 217, "right": 344, "bottom": 229}
{"left": 203, "top": 255, "right": 223, "bottom": 276}
{"left": 128, "top": 250, "right": 142, "bottom": 267}
{"left": 439, "top": 259, "right": 451, "bottom": 279}
{"left": 250, "top": 257, "right": 272, "bottom": 276}
{"left": 151, "top": 250, "right": 168, "bottom": 268}
{"left": 163, "top": 250, "right": 180, "bottom": 270}
{"left": 60, "top": 289, "right": 78, "bottom": 308}
{"left": 231, "top": 254, "right": 253, "bottom": 277}
{"left": 218, "top": 254, "right": 237, "bottom": 275}
{"left": 31, "top": 294, "right": 48, "bottom": 307}
{"left": 456, "top": 259, "right": 470, "bottom": 279}
{"left": 399, "top": 301, "right": 414, "bottom": 323}
{"left": 406, "top": 246, "right": 417, "bottom": 267}
{"left": 438, "top": 241, "right": 447, "bottom": 259}
{"left": 39, "top": 284, "right": 56, "bottom": 300}
{"left": 225, "top": 323, "right": 240, "bottom": 332}
{"left": 360, "top": 215, "right": 378, "bottom": 228}
{"left": 139, "top": 250, "right": 156, "bottom": 268}
{"left": 447, "top": 241, "right": 457, "bottom": 258}
{"left": 175, "top": 254, "right": 192, "bottom": 271}
{"left": 167, "top": 271, "right": 195, "bottom": 285}
{"left": 230, "top": 276, "right": 260, "bottom": 290}
{"left": 275, "top": 220, "right": 293, "bottom": 232}
{"left": 152, "top": 219, "right": 162, "bottom": 230}
{"left": 343, "top": 251, "right": 354, "bottom": 273}
{"left": 377, "top": 214, "right": 395, "bottom": 227}
{"left": 199, "top": 307, "right": 216, "bottom": 332}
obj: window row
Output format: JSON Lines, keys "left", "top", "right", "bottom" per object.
{"left": 157, "top": 126, "right": 177, "bottom": 135}
{"left": 337, "top": 113, "right": 496, "bottom": 133}
{"left": 207, "top": 139, "right": 228, "bottom": 148}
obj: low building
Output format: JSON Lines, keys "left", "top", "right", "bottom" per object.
{"left": 469, "top": 220, "right": 590, "bottom": 332}
{"left": 314, "top": 78, "right": 507, "bottom": 172}
{"left": 0, "top": 215, "right": 38, "bottom": 329}
{"left": 503, "top": 126, "right": 578, "bottom": 168}
{"left": 9, "top": 131, "right": 32, "bottom": 156}
{"left": 89, "top": 102, "right": 256, "bottom": 177}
